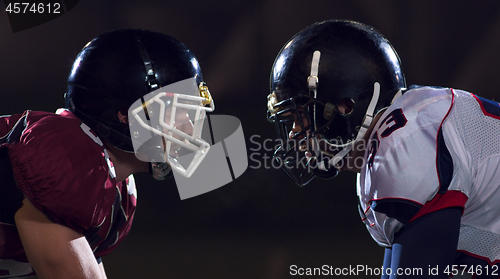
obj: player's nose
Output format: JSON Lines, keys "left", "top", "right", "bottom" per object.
{"left": 289, "top": 113, "right": 308, "bottom": 139}
{"left": 174, "top": 112, "right": 194, "bottom": 137}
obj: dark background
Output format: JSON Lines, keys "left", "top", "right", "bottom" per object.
{"left": 2, "top": 1, "right": 500, "bottom": 278}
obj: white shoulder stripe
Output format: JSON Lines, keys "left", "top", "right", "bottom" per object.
{"left": 127, "top": 175, "right": 137, "bottom": 199}
{"left": 80, "top": 123, "right": 104, "bottom": 146}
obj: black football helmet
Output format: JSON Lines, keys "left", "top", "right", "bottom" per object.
{"left": 267, "top": 20, "right": 406, "bottom": 187}
{"left": 66, "top": 29, "right": 213, "bottom": 180}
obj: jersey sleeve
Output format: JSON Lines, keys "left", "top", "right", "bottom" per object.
{"left": 7, "top": 111, "right": 116, "bottom": 234}
{"left": 357, "top": 87, "right": 467, "bottom": 247}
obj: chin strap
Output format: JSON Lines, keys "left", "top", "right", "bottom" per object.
{"left": 304, "top": 49, "right": 399, "bottom": 172}
{"left": 309, "top": 50, "right": 321, "bottom": 132}
{"left": 318, "top": 82, "right": 381, "bottom": 170}
{"left": 308, "top": 51, "right": 321, "bottom": 90}
{"left": 306, "top": 51, "right": 381, "bottom": 172}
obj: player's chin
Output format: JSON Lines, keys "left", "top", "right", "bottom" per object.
{"left": 313, "top": 164, "right": 339, "bottom": 179}
{"left": 318, "top": 139, "right": 342, "bottom": 155}
{"left": 309, "top": 153, "right": 340, "bottom": 179}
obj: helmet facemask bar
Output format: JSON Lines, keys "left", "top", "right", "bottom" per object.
{"left": 319, "top": 81, "right": 381, "bottom": 169}
{"left": 267, "top": 20, "right": 407, "bottom": 187}
{"left": 269, "top": 95, "right": 337, "bottom": 187}
{"left": 268, "top": 49, "right": 363, "bottom": 186}
{"left": 129, "top": 78, "right": 215, "bottom": 178}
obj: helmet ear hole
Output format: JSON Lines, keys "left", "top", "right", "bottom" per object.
{"left": 338, "top": 98, "right": 355, "bottom": 115}
{"left": 118, "top": 109, "right": 129, "bottom": 124}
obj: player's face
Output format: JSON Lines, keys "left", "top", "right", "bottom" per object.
{"left": 288, "top": 107, "right": 342, "bottom": 159}
{"left": 163, "top": 107, "right": 194, "bottom": 135}
{"left": 162, "top": 107, "right": 194, "bottom": 157}
{"left": 288, "top": 108, "right": 319, "bottom": 160}
{"left": 289, "top": 109, "right": 309, "bottom": 139}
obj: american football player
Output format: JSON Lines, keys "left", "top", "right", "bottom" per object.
{"left": 267, "top": 20, "right": 500, "bottom": 278}
{"left": 0, "top": 29, "right": 214, "bottom": 278}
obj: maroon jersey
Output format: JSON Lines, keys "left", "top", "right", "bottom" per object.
{"left": 0, "top": 109, "right": 137, "bottom": 276}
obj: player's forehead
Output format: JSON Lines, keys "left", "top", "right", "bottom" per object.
{"left": 165, "top": 106, "right": 187, "bottom": 112}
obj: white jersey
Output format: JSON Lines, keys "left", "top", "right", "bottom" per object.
{"left": 357, "top": 86, "right": 500, "bottom": 263}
